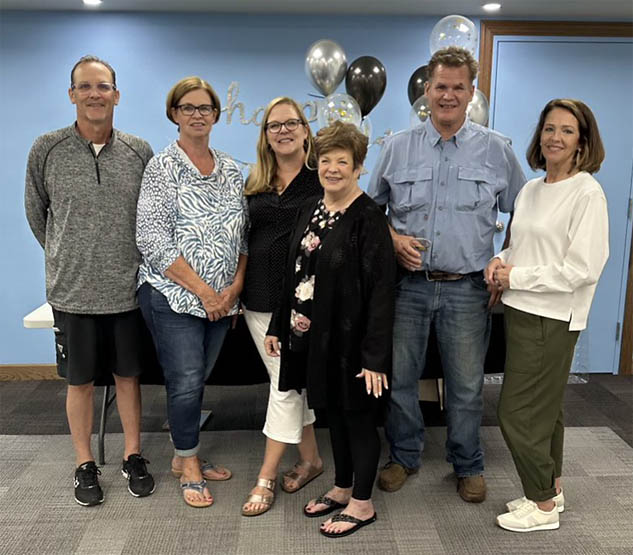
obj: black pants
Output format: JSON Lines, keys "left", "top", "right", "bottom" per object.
{"left": 327, "top": 404, "right": 381, "bottom": 500}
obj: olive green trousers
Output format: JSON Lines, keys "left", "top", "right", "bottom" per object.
{"left": 497, "top": 306, "right": 579, "bottom": 502}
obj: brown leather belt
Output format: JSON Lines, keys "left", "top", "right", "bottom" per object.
{"left": 425, "top": 270, "right": 467, "bottom": 281}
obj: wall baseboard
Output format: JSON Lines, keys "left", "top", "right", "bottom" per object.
{"left": 0, "top": 364, "right": 60, "bottom": 381}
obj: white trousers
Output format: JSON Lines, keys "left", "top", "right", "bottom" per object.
{"left": 243, "top": 307, "right": 316, "bottom": 444}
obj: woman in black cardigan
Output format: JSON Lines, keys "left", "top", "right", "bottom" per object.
{"left": 265, "top": 121, "right": 396, "bottom": 538}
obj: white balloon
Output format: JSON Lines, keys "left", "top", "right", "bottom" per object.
{"left": 429, "top": 15, "right": 478, "bottom": 56}
{"left": 317, "top": 93, "right": 362, "bottom": 129}
{"left": 409, "top": 96, "right": 431, "bottom": 127}
{"left": 467, "top": 89, "right": 489, "bottom": 126}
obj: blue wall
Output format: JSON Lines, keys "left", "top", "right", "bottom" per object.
{"left": 2, "top": 10, "right": 472, "bottom": 363}
{"left": 491, "top": 36, "right": 633, "bottom": 373}
{"left": 4, "top": 12, "right": 630, "bottom": 368}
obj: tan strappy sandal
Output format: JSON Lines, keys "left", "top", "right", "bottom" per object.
{"left": 241, "top": 477, "right": 276, "bottom": 517}
{"left": 171, "top": 459, "right": 232, "bottom": 481}
{"left": 281, "top": 460, "right": 324, "bottom": 493}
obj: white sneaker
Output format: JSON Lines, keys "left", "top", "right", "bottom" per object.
{"left": 496, "top": 500, "right": 560, "bottom": 532}
{"left": 505, "top": 490, "right": 565, "bottom": 513}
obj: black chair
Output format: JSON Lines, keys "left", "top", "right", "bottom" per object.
{"left": 95, "top": 315, "right": 268, "bottom": 464}
{"left": 423, "top": 304, "right": 507, "bottom": 379}
{"left": 95, "top": 306, "right": 506, "bottom": 464}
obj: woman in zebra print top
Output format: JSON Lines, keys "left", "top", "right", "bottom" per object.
{"left": 136, "top": 76, "right": 248, "bottom": 508}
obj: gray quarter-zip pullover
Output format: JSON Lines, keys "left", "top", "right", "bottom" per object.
{"left": 25, "top": 124, "right": 153, "bottom": 314}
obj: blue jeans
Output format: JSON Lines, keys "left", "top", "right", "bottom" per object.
{"left": 386, "top": 271, "right": 490, "bottom": 476}
{"left": 138, "top": 283, "right": 229, "bottom": 457}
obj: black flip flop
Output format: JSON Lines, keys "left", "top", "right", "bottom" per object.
{"left": 303, "top": 494, "right": 347, "bottom": 518}
{"left": 320, "top": 512, "right": 377, "bottom": 538}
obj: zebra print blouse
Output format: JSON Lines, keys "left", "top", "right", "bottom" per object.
{"left": 136, "top": 142, "right": 248, "bottom": 318}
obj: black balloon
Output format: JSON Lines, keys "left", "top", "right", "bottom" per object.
{"left": 407, "top": 65, "right": 429, "bottom": 106}
{"left": 345, "top": 56, "right": 387, "bottom": 117}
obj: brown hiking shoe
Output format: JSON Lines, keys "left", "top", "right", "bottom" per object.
{"left": 457, "top": 475, "right": 487, "bottom": 503}
{"left": 377, "top": 462, "right": 417, "bottom": 492}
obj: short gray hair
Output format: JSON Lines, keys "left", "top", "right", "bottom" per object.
{"left": 70, "top": 55, "right": 116, "bottom": 87}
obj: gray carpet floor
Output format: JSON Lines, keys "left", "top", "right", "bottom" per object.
{"left": 1, "top": 427, "right": 632, "bottom": 555}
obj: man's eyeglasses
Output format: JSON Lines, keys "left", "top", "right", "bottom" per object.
{"left": 265, "top": 119, "right": 304, "bottom": 134}
{"left": 176, "top": 104, "right": 216, "bottom": 116}
{"left": 71, "top": 82, "right": 116, "bottom": 94}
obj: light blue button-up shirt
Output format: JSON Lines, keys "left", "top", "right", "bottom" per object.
{"left": 368, "top": 118, "right": 525, "bottom": 274}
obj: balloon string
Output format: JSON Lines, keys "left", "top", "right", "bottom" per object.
{"left": 307, "top": 93, "right": 325, "bottom": 99}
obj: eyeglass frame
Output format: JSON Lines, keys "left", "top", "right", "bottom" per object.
{"left": 175, "top": 104, "right": 217, "bottom": 116}
{"left": 71, "top": 82, "right": 117, "bottom": 94}
{"left": 265, "top": 118, "right": 305, "bottom": 134}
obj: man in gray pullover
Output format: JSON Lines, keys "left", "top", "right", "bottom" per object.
{"left": 25, "top": 55, "right": 155, "bottom": 506}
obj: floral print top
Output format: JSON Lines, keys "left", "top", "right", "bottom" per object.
{"left": 289, "top": 199, "right": 344, "bottom": 352}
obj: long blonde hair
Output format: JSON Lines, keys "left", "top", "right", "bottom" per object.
{"left": 245, "top": 97, "right": 316, "bottom": 196}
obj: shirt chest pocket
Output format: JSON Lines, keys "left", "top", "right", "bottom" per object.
{"left": 455, "top": 167, "right": 496, "bottom": 213}
{"left": 390, "top": 167, "right": 433, "bottom": 214}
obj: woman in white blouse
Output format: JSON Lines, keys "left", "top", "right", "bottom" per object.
{"left": 486, "top": 98, "right": 609, "bottom": 533}
{"left": 136, "top": 77, "right": 248, "bottom": 508}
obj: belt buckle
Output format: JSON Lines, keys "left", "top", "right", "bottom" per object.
{"left": 425, "top": 270, "right": 439, "bottom": 282}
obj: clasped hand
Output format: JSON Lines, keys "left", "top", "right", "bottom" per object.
{"left": 200, "top": 285, "right": 233, "bottom": 321}
{"left": 484, "top": 257, "right": 513, "bottom": 296}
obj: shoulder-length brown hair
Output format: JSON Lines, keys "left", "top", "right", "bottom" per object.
{"left": 526, "top": 98, "right": 605, "bottom": 174}
{"left": 166, "top": 76, "right": 221, "bottom": 125}
{"left": 245, "top": 97, "right": 316, "bottom": 196}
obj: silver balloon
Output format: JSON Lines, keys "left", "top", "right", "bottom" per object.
{"left": 429, "top": 15, "right": 478, "bottom": 56}
{"left": 409, "top": 95, "right": 431, "bottom": 127}
{"left": 467, "top": 89, "right": 489, "bottom": 126}
{"left": 305, "top": 39, "right": 347, "bottom": 96}
{"left": 317, "top": 93, "right": 362, "bottom": 129}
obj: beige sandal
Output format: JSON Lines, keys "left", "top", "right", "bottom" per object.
{"left": 241, "top": 477, "right": 276, "bottom": 517}
{"left": 281, "top": 461, "right": 324, "bottom": 493}
{"left": 171, "top": 459, "right": 232, "bottom": 481}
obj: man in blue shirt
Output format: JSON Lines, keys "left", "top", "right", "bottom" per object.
{"left": 368, "top": 46, "right": 525, "bottom": 502}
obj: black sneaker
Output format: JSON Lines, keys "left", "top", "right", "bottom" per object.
{"left": 74, "top": 461, "right": 104, "bottom": 506}
{"left": 121, "top": 454, "right": 155, "bottom": 497}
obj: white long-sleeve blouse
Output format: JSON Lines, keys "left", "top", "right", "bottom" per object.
{"left": 497, "top": 171, "right": 609, "bottom": 331}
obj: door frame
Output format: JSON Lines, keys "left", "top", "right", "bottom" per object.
{"left": 478, "top": 20, "right": 633, "bottom": 375}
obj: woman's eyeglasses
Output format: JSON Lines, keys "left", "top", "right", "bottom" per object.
{"left": 176, "top": 104, "right": 216, "bottom": 116}
{"left": 265, "top": 119, "right": 304, "bottom": 134}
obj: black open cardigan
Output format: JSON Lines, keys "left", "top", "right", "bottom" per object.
{"left": 268, "top": 193, "right": 396, "bottom": 410}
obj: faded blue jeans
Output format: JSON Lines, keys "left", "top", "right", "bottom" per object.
{"left": 138, "top": 283, "right": 229, "bottom": 457}
{"left": 385, "top": 271, "right": 490, "bottom": 477}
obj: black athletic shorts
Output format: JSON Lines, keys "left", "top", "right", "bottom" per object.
{"left": 52, "top": 308, "right": 147, "bottom": 385}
